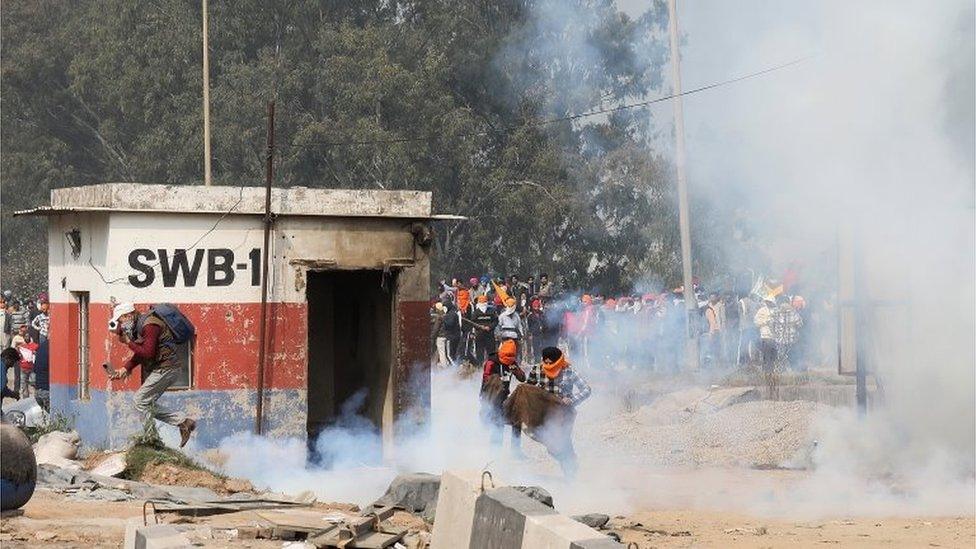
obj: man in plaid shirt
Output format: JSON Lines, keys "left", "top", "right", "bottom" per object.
{"left": 525, "top": 347, "right": 591, "bottom": 478}
{"left": 526, "top": 347, "right": 592, "bottom": 407}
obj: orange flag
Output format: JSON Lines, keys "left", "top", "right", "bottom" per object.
{"left": 492, "top": 280, "right": 510, "bottom": 304}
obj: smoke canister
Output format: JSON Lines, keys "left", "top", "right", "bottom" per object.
{"left": 0, "top": 423, "right": 37, "bottom": 510}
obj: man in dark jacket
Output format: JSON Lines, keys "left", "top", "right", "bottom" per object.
{"left": 1, "top": 347, "right": 21, "bottom": 407}
{"left": 33, "top": 340, "right": 50, "bottom": 411}
{"left": 469, "top": 295, "right": 498, "bottom": 363}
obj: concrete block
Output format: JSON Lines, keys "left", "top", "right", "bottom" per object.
{"left": 430, "top": 470, "right": 621, "bottom": 549}
{"left": 522, "top": 514, "right": 620, "bottom": 549}
{"left": 469, "top": 487, "right": 557, "bottom": 548}
{"left": 123, "top": 523, "right": 191, "bottom": 549}
{"left": 430, "top": 470, "right": 487, "bottom": 549}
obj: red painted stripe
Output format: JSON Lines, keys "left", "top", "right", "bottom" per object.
{"left": 49, "top": 302, "right": 308, "bottom": 391}
{"left": 395, "top": 301, "right": 431, "bottom": 417}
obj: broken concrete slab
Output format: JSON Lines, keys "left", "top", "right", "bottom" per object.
{"left": 573, "top": 513, "right": 611, "bottom": 529}
{"left": 511, "top": 486, "right": 553, "bottom": 508}
{"left": 634, "top": 386, "right": 762, "bottom": 425}
{"left": 123, "top": 523, "right": 191, "bottom": 549}
{"left": 38, "top": 464, "right": 174, "bottom": 501}
{"left": 88, "top": 452, "right": 127, "bottom": 477}
{"left": 157, "top": 485, "right": 221, "bottom": 504}
{"left": 367, "top": 473, "right": 441, "bottom": 521}
{"left": 699, "top": 387, "right": 761, "bottom": 411}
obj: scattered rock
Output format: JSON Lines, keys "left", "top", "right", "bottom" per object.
{"left": 724, "top": 526, "right": 768, "bottom": 536}
{"left": 34, "top": 531, "right": 57, "bottom": 541}
{"left": 88, "top": 452, "right": 126, "bottom": 477}
{"left": 367, "top": 473, "right": 441, "bottom": 521}
{"left": 572, "top": 513, "right": 610, "bottom": 529}
{"left": 511, "top": 485, "right": 554, "bottom": 508}
{"left": 223, "top": 477, "right": 253, "bottom": 493}
{"left": 33, "top": 431, "right": 81, "bottom": 469}
{"left": 140, "top": 462, "right": 224, "bottom": 492}
{"left": 401, "top": 531, "right": 431, "bottom": 549}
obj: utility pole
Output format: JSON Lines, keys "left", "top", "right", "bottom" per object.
{"left": 202, "top": 0, "right": 212, "bottom": 186}
{"left": 667, "top": 0, "right": 699, "bottom": 371}
{"left": 255, "top": 101, "right": 275, "bottom": 434}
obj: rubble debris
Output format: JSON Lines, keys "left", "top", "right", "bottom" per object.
{"left": 572, "top": 513, "right": 610, "bottom": 529}
{"left": 36, "top": 462, "right": 310, "bottom": 516}
{"left": 366, "top": 473, "right": 440, "bottom": 522}
{"left": 140, "top": 461, "right": 225, "bottom": 491}
{"left": 254, "top": 505, "right": 406, "bottom": 548}
{"left": 724, "top": 525, "right": 768, "bottom": 535}
{"left": 88, "top": 452, "right": 127, "bottom": 477}
{"left": 511, "top": 485, "right": 554, "bottom": 508}
{"left": 2, "top": 397, "right": 47, "bottom": 427}
{"left": 123, "top": 523, "right": 191, "bottom": 549}
{"left": 599, "top": 393, "right": 831, "bottom": 467}
{"left": 224, "top": 477, "right": 254, "bottom": 493}
{"left": 33, "top": 430, "right": 81, "bottom": 469}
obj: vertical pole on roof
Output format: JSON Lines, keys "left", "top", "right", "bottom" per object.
{"left": 853, "top": 223, "right": 868, "bottom": 415}
{"left": 202, "top": 0, "right": 212, "bottom": 186}
{"left": 255, "top": 101, "right": 275, "bottom": 434}
{"left": 667, "top": 0, "right": 699, "bottom": 371}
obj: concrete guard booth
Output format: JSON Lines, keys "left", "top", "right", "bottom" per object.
{"left": 17, "top": 183, "right": 455, "bottom": 453}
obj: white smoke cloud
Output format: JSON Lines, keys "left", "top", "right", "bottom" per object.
{"left": 637, "top": 0, "right": 976, "bottom": 515}
{"left": 205, "top": 0, "right": 974, "bottom": 519}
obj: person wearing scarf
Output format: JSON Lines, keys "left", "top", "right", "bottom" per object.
{"left": 525, "top": 346, "right": 592, "bottom": 477}
{"left": 480, "top": 339, "right": 527, "bottom": 456}
{"left": 495, "top": 297, "right": 524, "bottom": 361}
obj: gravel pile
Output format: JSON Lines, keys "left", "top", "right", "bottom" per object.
{"left": 587, "top": 389, "right": 831, "bottom": 468}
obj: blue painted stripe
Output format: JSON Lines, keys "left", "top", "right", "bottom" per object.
{"left": 50, "top": 384, "right": 305, "bottom": 450}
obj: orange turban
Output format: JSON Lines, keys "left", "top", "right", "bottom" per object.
{"left": 477, "top": 295, "right": 488, "bottom": 303}
{"left": 581, "top": 294, "right": 593, "bottom": 305}
{"left": 504, "top": 297, "right": 516, "bottom": 308}
{"left": 498, "top": 340, "right": 517, "bottom": 365}
{"left": 457, "top": 288, "right": 471, "bottom": 311}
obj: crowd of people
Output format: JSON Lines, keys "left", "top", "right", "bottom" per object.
{"left": 430, "top": 273, "right": 813, "bottom": 375}
{"left": 0, "top": 290, "right": 51, "bottom": 411}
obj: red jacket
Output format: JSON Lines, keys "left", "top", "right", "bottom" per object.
{"left": 123, "top": 323, "right": 162, "bottom": 372}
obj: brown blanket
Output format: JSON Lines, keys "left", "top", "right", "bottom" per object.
{"left": 479, "top": 374, "right": 508, "bottom": 423}
{"left": 503, "top": 384, "right": 576, "bottom": 457}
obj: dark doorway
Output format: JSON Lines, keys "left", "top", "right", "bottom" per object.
{"left": 306, "top": 270, "right": 393, "bottom": 465}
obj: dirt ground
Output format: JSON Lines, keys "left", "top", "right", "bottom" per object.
{"left": 1, "top": 488, "right": 972, "bottom": 548}
{"left": 612, "top": 510, "right": 974, "bottom": 548}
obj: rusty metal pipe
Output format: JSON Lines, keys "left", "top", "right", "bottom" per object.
{"left": 256, "top": 101, "right": 275, "bottom": 434}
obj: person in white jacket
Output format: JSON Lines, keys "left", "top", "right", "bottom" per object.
{"left": 495, "top": 297, "right": 524, "bottom": 356}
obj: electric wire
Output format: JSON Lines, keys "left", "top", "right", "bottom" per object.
{"left": 281, "top": 56, "right": 808, "bottom": 149}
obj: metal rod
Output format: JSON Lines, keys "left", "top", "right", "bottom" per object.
{"left": 667, "top": 0, "right": 699, "bottom": 371}
{"left": 853, "top": 222, "right": 867, "bottom": 415}
{"left": 255, "top": 101, "right": 275, "bottom": 434}
{"left": 202, "top": 0, "right": 212, "bottom": 186}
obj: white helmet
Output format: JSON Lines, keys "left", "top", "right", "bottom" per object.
{"left": 108, "top": 302, "right": 136, "bottom": 330}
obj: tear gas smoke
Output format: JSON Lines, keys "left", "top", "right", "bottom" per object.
{"left": 187, "top": 0, "right": 973, "bottom": 519}
{"left": 638, "top": 0, "right": 976, "bottom": 516}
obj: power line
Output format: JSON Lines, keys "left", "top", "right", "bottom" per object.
{"left": 88, "top": 183, "right": 247, "bottom": 285}
{"left": 281, "top": 56, "right": 808, "bottom": 149}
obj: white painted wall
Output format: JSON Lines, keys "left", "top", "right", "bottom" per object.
{"left": 47, "top": 211, "right": 428, "bottom": 304}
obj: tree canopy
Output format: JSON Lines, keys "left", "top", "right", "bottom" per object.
{"left": 1, "top": 0, "right": 737, "bottom": 295}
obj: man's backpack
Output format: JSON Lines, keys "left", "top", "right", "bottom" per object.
{"left": 147, "top": 303, "right": 195, "bottom": 346}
